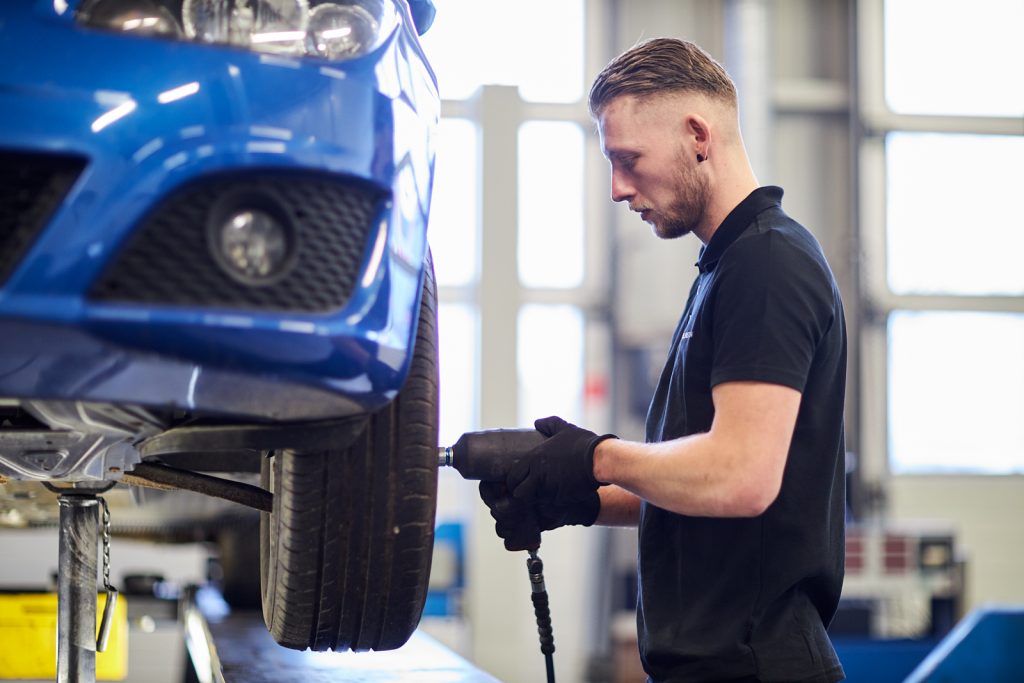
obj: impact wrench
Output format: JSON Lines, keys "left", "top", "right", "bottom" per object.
{"left": 438, "top": 428, "right": 558, "bottom": 683}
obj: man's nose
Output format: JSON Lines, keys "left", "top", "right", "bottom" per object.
{"left": 610, "top": 171, "right": 633, "bottom": 203}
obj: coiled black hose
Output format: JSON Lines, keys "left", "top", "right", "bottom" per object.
{"left": 527, "top": 550, "right": 556, "bottom": 683}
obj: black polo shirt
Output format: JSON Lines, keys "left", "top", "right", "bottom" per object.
{"left": 638, "top": 186, "right": 847, "bottom": 683}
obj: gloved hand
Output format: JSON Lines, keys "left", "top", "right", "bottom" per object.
{"left": 479, "top": 480, "right": 601, "bottom": 551}
{"left": 506, "top": 416, "right": 617, "bottom": 504}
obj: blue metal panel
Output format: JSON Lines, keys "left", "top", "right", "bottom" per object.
{"left": 904, "top": 606, "right": 1024, "bottom": 683}
{"left": 832, "top": 637, "right": 938, "bottom": 683}
{"left": 424, "top": 522, "right": 466, "bottom": 617}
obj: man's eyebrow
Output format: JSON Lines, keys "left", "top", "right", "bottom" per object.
{"left": 603, "top": 148, "right": 633, "bottom": 162}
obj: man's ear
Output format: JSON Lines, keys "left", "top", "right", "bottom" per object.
{"left": 685, "top": 114, "right": 711, "bottom": 162}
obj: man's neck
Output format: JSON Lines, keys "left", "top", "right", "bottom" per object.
{"left": 693, "top": 157, "right": 759, "bottom": 245}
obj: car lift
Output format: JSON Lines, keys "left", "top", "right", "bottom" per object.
{"left": 42, "top": 449, "right": 290, "bottom": 683}
{"left": 44, "top": 476, "right": 498, "bottom": 683}
{"left": 181, "top": 586, "right": 500, "bottom": 683}
{"left": 49, "top": 484, "right": 112, "bottom": 683}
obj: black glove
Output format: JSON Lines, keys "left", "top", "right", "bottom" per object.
{"left": 506, "top": 416, "right": 617, "bottom": 505}
{"left": 479, "top": 480, "right": 601, "bottom": 551}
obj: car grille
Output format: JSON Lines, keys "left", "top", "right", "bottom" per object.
{"left": 89, "top": 173, "right": 388, "bottom": 313}
{"left": 0, "top": 151, "right": 87, "bottom": 286}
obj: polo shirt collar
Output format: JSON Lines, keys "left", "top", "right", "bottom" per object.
{"left": 696, "top": 186, "right": 784, "bottom": 273}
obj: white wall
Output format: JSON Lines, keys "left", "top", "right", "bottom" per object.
{"left": 889, "top": 477, "right": 1024, "bottom": 610}
{"left": 0, "top": 527, "right": 210, "bottom": 589}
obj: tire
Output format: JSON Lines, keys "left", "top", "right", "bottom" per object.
{"left": 259, "top": 255, "right": 439, "bottom": 651}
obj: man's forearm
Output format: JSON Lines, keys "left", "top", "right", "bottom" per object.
{"left": 593, "top": 434, "right": 754, "bottom": 517}
{"left": 591, "top": 382, "right": 799, "bottom": 518}
{"left": 595, "top": 485, "right": 642, "bottom": 526}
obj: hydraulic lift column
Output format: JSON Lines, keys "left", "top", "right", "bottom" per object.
{"left": 57, "top": 493, "right": 100, "bottom": 683}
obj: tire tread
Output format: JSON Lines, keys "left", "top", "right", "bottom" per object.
{"left": 261, "top": 254, "right": 439, "bottom": 651}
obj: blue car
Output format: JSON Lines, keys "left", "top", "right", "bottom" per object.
{"left": 0, "top": 0, "right": 440, "bottom": 651}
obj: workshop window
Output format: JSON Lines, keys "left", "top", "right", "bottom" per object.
{"left": 885, "top": 133, "right": 1024, "bottom": 296}
{"left": 420, "top": 0, "right": 606, "bottom": 450}
{"left": 883, "top": 0, "right": 1023, "bottom": 117}
{"left": 517, "top": 304, "right": 585, "bottom": 425}
{"left": 426, "top": 117, "right": 481, "bottom": 449}
{"left": 438, "top": 303, "right": 479, "bottom": 447}
{"left": 429, "top": 118, "right": 479, "bottom": 288}
{"left": 888, "top": 311, "right": 1024, "bottom": 474}
{"left": 518, "top": 121, "right": 585, "bottom": 288}
{"left": 418, "top": 0, "right": 584, "bottom": 102}
{"left": 860, "top": 0, "right": 1024, "bottom": 476}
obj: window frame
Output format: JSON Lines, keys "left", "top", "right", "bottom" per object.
{"left": 424, "top": 8, "right": 616, "bottom": 682}
{"left": 856, "top": 0, "right": 1024, "bottom": 481}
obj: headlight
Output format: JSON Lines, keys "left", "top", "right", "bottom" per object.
{"left": 308, "top": 2, "right": 384, "bottom": 60}
{"left": 183, "top": 0, "right": 310, "bottom": 55}
{"left": 78, "top": 0, "right": 399, "bottom": 60}
{"left": 77, "top": 0, "right": 183, "bottom": 38}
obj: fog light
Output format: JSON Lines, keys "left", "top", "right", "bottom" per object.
{"left": 213, "top": 208, "right": 292, "bottom": 283}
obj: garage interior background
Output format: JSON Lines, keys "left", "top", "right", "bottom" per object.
{"left": 2, "top": 1, "right": 1021, "bottom": 682}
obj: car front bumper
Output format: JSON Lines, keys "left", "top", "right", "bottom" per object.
{"left": 0, "top": 1, "right": 438, "bottom": 421}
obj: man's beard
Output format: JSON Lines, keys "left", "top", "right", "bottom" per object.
{"left": 648, "top": 156, "right": 710, "bottom": 240}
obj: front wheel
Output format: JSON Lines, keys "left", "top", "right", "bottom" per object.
{"left": 259, "top": 256, "right": 439, "bottom": 651}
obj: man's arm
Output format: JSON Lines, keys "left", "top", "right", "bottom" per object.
{"left": 593, "top": 380, "right": 801, "bottom": 517}
{"left": 595, "top": 486, "right": 642, "bottom": 526}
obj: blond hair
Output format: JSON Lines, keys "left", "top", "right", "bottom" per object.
{"left": 588, "top": 38, "right": 737, "bottom": 118}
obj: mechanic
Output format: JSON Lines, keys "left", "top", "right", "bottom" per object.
{"left": 480, "top": 38, "right": 847, "bottom": 683}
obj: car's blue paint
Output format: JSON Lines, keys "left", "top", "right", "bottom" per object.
{"left": 0, "top": 0, "right": 438, "bottom": 420}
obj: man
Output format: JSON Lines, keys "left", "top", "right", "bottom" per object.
{"left": 480, "top": 38, "right": 847, "bottom": 682}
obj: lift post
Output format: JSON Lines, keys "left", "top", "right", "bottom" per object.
{"left": 56, "top": 493, "right": 100, "bottom": 683}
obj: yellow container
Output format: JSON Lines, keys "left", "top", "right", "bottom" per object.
{"left": 0, "top": 593, "right": 128, "bottom": 680}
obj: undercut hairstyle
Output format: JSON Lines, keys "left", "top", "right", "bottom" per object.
{"left": 588, "top": 38, "right": 738, "bottom": 118}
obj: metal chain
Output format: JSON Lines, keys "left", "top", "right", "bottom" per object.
{"left": 99, "top": 496, "right": 112, "bottom": 591}
{"left": 96, "top": 496, "right": 119, "bottom": 653}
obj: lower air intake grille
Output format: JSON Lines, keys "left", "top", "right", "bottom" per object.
{"left": 89, "top": 173, "right": 388, "bottom": 313}
{"left": 0, "top": 151, "right": 86, "bottom": 285}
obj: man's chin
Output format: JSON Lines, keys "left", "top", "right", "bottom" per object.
{"left": 652, "top": 220, "right": 690, "bottom": 240}
{"left": 639, "top": 210, "right": 690, "bottom": 239}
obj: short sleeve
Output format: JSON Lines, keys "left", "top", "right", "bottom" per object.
{"left": 708, "top": 229, "right": 834, "bottom": 392}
